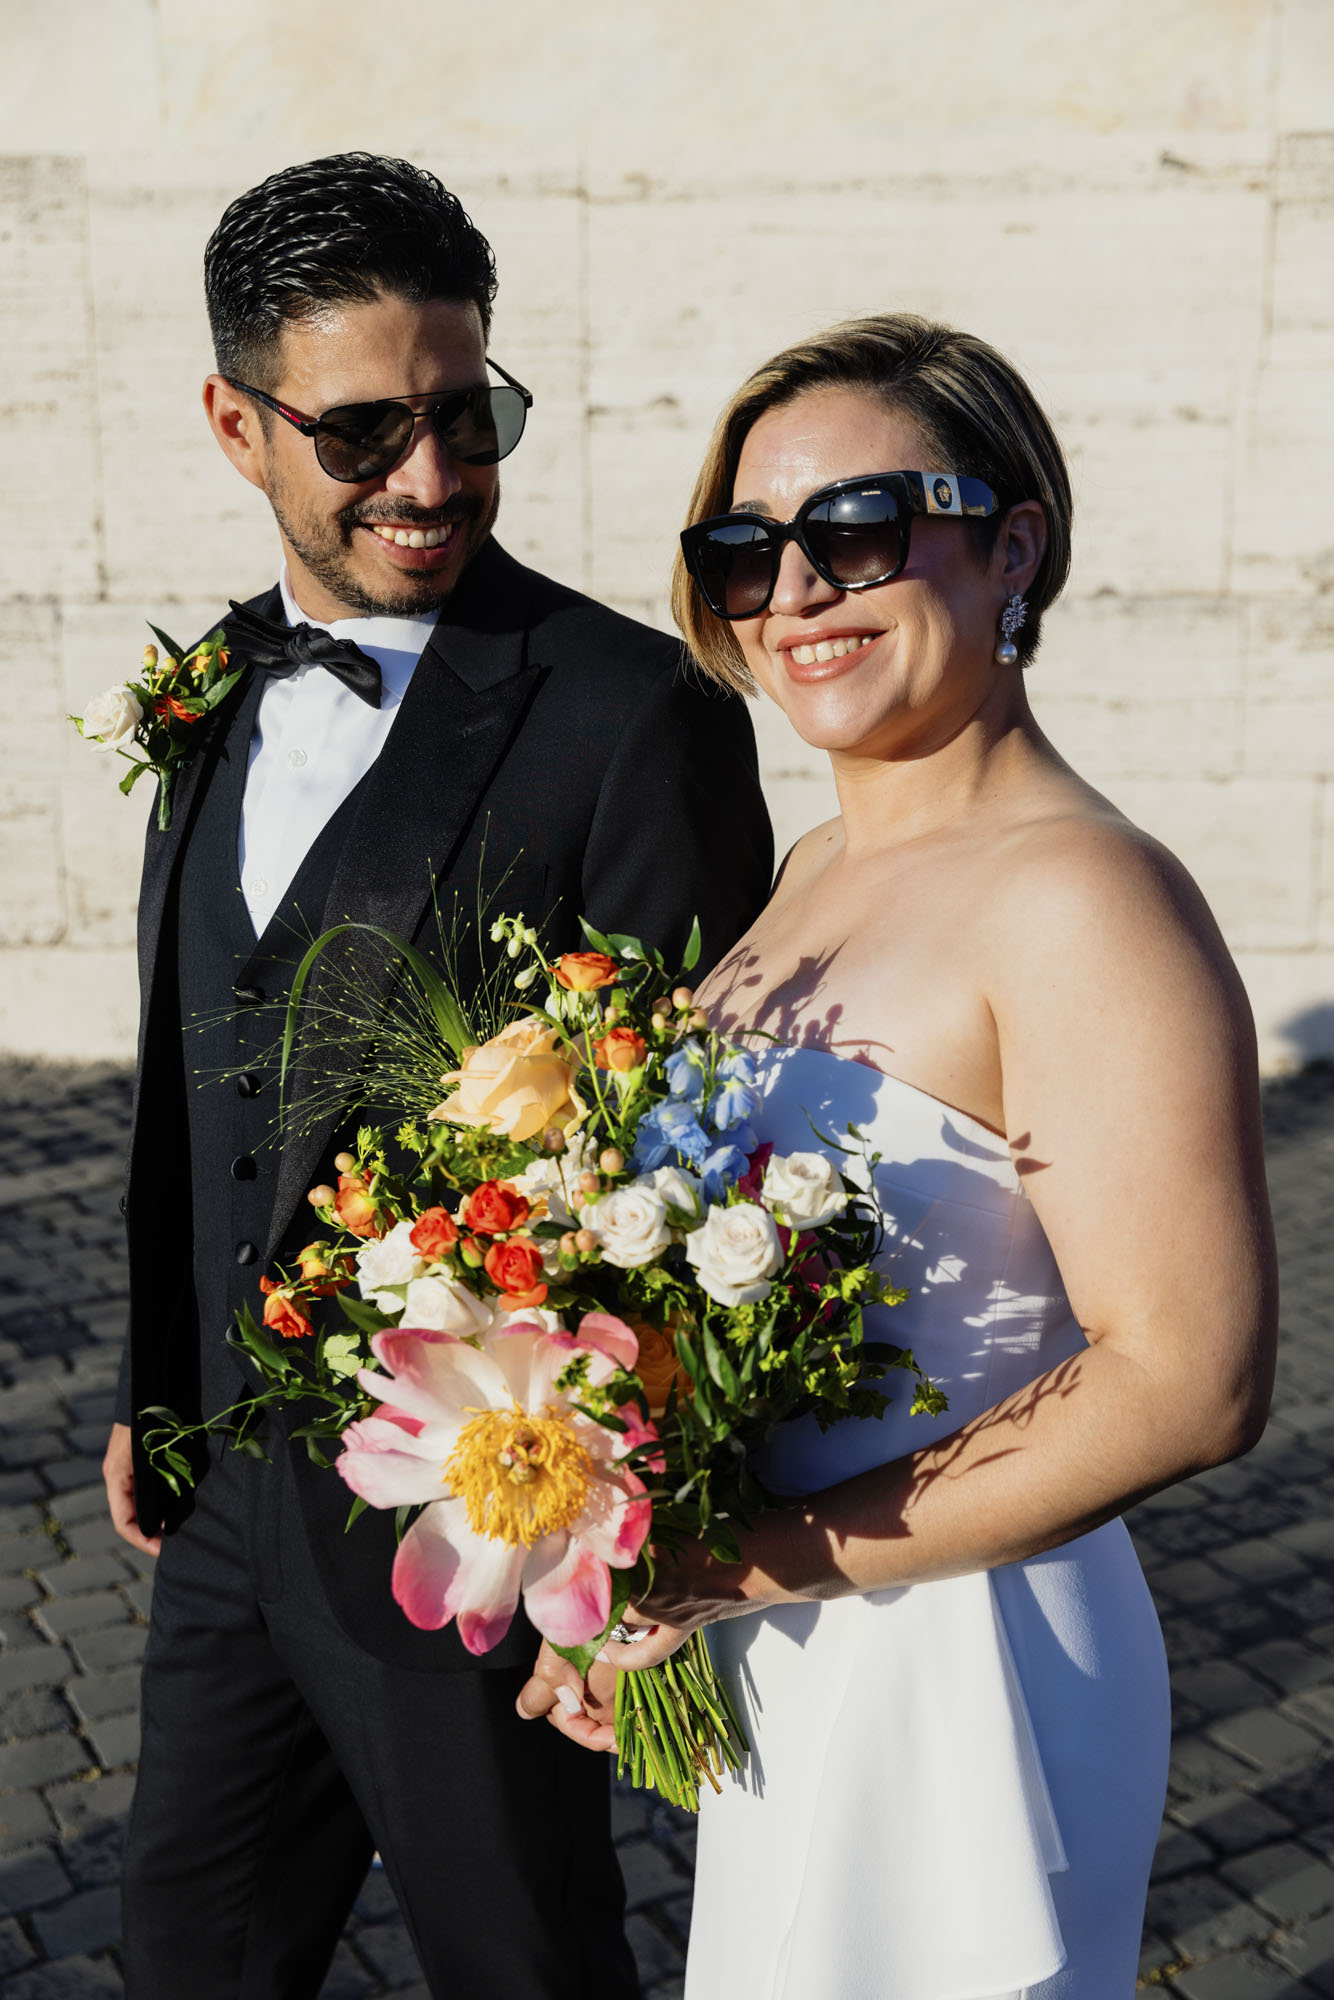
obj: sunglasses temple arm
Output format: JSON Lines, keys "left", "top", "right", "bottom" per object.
{"left": 485, "top": 356, "right": 533, "bottom": 404}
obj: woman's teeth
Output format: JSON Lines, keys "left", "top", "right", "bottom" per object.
{"left": 369, "top": 523, "right": 452, "bottom": 550}
{"left": 789, "top": 634, "right": 875, "bottom": 667}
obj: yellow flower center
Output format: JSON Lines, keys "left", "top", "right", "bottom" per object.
{"left": 444, "top": 1403, "right": 594, "bottom": 1547}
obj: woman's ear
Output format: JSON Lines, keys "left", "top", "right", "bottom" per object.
{"left": 996, "top": 500, "right": 1047, "bottom": 600}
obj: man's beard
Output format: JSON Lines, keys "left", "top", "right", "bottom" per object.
{"left": 268, "top": 482, "right": 499, "bottom": 617}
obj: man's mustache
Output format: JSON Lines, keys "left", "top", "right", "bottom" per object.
{"left": 342, "top": 496, "right": 485, "bottom": 530}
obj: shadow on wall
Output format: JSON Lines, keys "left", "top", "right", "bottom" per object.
{"left": 1278, "top": 1003, "right": 1334, "bottom": 1068}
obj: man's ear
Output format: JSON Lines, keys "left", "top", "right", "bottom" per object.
{"left": 203, "top": 375, "right": 269, "bottom": 493}
{"left": 996, "top": 500, "right": 1046, "bottom": 600}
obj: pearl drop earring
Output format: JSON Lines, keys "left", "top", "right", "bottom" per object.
{"left": 994, "top": 594, "right": 1028, "bottom": 668}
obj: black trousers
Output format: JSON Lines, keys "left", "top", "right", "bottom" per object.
{"left": 121, "top": 1438, "right": 638, "bottom": 1999}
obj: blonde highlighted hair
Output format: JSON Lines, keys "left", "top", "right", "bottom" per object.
{"left": 671, "top": 314, "right": 1073, "bottom": 693}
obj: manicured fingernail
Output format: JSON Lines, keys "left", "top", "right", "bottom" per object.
{"left": 555, "top": 1686, "right": 584, "bottom": 1716}
{"left": 595, "top": 1648, "right": 610, "bottom": 1664}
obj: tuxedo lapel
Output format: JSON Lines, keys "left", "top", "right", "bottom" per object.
{"left": 134, "top": 590, "right": 278, "bottom": 1035}
{"left": 266, "top": 544, "right": 543, "bottom": 1248}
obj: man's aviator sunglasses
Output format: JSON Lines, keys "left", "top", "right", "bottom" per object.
{"left": 680, "top": 470, "right": 999, "bottom": 621}
{"left": 224, "top": 360, "right": 533, "bottom": 483}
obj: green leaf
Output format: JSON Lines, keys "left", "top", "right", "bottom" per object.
{"left": 345, "top": 1494, "right": 369, "bottom": 1533}
{"left": 577, "top": 918, "right": 616, "bottom": 957}
{"left": 145, "top": 622, "right": 185, "bottom": 659}
{"left": 681, "top": 915, "right": 702, "bottom": 972}
{"left": 200, "top": 666, "right": 247, "bottom": 711}
{"left": 117, "top": 759, "right": 154, "bottom": 796}
{"left": 336, "top": 1294, "right": 390, "bottom": 1336}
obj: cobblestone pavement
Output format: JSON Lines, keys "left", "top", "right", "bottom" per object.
{"left": 0, "top": 1059, "right": 1329, "bottom": 1998}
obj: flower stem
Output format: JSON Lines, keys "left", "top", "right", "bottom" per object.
{"left": 613, "top": 1630, "right": 748, "bottom": 1813}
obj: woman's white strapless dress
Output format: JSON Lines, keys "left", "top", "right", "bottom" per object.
{"left": 684, "top": 1045, "right": 1170, "bottom": 2000}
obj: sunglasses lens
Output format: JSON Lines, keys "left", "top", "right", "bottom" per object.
{"left": 313, "top": 403, "right": 415, "bottom": 482}
{"left": 691, "top": 521, "right": 777, "bottom": 619}
{"left": 804, "top": 486, "right": 906, "bottom": 587}
{"left": 437, "top": 387, "right": 529, "bottom": 466}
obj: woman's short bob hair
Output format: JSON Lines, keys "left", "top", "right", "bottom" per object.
{"left": 671, "top": 313, "right": 1073, "bottom": 694}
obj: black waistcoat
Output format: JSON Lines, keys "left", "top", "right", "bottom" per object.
{"left": 174, "top": 674, "right": 367, "bottom": 1418}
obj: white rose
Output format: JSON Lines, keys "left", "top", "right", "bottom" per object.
{"left": 355, "top": 1220, "right": 424, "bottom": 1312}
{"left": 685, "top": 1201, "right": 784, "bottom": 1307}
{"left": 509, "top": 1132, "right": 594, "bottom": 1228}
{"left": 581, "top": 1185, "right": 671, "bottom": 1270}
{"left": 401, "top": 1274, "right": 494, "bottom": 1337}
{"left": 641, "top": 1164, "right": 703, "bottom": 1221}
{"left": 761, "top": 1151, "right": 847, "bottom": 1231}
{"left": 81, "top": 684, "right": 143, "bottom": 752}
{"left": 496, "top": 1304, "right": 565, "bottom": 1335}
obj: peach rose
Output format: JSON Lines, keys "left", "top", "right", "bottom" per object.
{"left": 431, "top": 1017, "right": 583, "bottom": 1145}
{"left": 335, "top": 1173, "right": 383, "bottom": 1240}
{"left": 296, "top": 1243, "right": 349, "bottom": 1296}
{"left": 593, "top": 1026, "right": 646, "bottom": 1073}
{"left": 627, "top": 1316, "right": 693, "bottom": 1418}
{"left": 553, "top": 952, "right": 619, "bottom": 991}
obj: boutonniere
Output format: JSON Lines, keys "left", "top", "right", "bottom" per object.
{"left": 70, "top": 624, "right": 246, "bottom": 831}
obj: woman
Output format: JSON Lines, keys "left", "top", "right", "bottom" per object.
{"left": 519, "top": 316, "right": 1277, "bottom": 1998}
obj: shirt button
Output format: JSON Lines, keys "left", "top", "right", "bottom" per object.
{"left": 231, "top": 1155, "right": 258, "bottom": 1181}
{"left": 235, "top": 1241, "right": 259, "bottom": 1265}
{"left": 236, "top": 1073, "right": 262, "bottom": 1099}
{"left": 286, "top": 747, "right": 308, "bottom": 768}
{"left": 248, "top": 876, "right": 268, "bottom": 898}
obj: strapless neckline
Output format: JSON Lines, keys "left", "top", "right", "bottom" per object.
{"left": 753, "top": 1039, "right": 1008, "bottom": 1148}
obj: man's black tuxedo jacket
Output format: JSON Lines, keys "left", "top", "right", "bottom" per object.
{"left": 117, "top": 537, "right": 773, "bottom": 1671}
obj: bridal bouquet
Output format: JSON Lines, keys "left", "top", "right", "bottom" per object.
{"left": 145, "top": 914, "right": 944, "bottom": 1807}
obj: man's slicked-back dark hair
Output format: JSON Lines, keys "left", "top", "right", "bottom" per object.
{"left": 204, "top": 152, "right": 499, "bottom": 388}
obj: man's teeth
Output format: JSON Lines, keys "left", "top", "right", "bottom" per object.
{"left": 369, "top": 524, "right": 452, "bottom": 549}
{"left": 789, "top": 635, "right": 875, "bottom": 667}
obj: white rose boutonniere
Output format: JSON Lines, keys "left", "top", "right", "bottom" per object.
{"left": 685, "top": 1201, "right": 784, "bottom": 1308}
{"left": 761, "top": 1151, "right": 847, "bottom": 1231}
{"left": 80, "top": 685, "right": 144, "bottom": 752}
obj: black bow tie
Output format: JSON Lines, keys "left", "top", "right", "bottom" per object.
{"left": 226, "top": 600, "right": 382, "bottom": 708}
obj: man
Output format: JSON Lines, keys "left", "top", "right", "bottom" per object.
{"left": 102, "top": 152, "right": 772, "bottom": 1998}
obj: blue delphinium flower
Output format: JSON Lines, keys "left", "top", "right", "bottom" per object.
{"left": 664, "top": 1039, "right": 709, "bottom": 1105}
{"left": 630, "top": 1098, "right": 710, "bottom": 1173}
{"left": 701, "top": 1143, "right": 750, "bottom": 1202}
{"left": 709, "top": 1077, "right": 758, "bottom": 1132}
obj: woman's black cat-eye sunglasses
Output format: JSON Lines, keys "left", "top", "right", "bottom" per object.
{"left": 681, "top": 469, "right": 998, "bottom": 620}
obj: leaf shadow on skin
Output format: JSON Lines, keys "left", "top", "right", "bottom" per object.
{"left": 701, "top": 939, "right": 900, "bottom": 1075}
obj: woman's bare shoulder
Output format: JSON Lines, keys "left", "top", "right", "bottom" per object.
{"left": 987, "top": 799, "right": 1251, "bottom": 1033}
{"left": 770, "top": 816, "right": 843, "bottom": 899}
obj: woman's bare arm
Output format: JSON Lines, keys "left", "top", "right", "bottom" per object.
{"left": 617, "top": 822, "right": 1278, "bottom": 1662}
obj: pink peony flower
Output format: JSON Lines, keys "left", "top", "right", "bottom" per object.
{"left": 337, "top": 1315, "right": 653, "bottom": 1654}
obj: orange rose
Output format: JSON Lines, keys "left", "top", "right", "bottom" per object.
{"left": 553, "top": 952, "right": 619, "bottom": 991}
{"left": 627, "top": 1316, "right": 692, "bottom": 1417}
{"left": 463, "top": 1181, "right": 531, "bottom": 1236}
{"left": 334, "top": 1173, "right": 383, "bottom": 1239}
{"left": 259, "top": 1277, "right": 313, "bottom": 1340}
{"left": 594, "top": 1026, "right": 646, "bottom": 1073}
{"left": 410, "top": 1206, "right": 460, "bottom": 1259}
{"left": 296, "top": 1244, "right": 348, "bottom": 1296}
{"left": 483, "top": 1238, "right": 547, "bottom": 1307}
{"left": 431, "top": 1017, "right": 583, "bottom": 1144}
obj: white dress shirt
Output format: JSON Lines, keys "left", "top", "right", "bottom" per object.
{"left": 237, "top": 571, "right": 440, "bottom": 935}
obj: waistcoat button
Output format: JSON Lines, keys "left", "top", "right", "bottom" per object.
{"left": 235, "top": 1241, "right": 259, "bottom": 1265}
{"left": 236, "top": 1072, "right": 262, "bottom": 1099}
{"left": 231, "top": 1155, "right": 258, "bottom": 1181}
{"left": 234, "top": 985, "right": 265, "bottom": 1006}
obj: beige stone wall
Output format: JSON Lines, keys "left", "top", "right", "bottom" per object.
{"left": 2, "top": 0, "right": 1331, "bottom": 1068}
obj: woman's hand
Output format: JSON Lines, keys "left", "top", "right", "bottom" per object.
{"left": 515, "top": 1640, "right": 618, "bottom": 1752}
{"left": 602, "top": 1533, "right": 799, "bottom": 1673}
